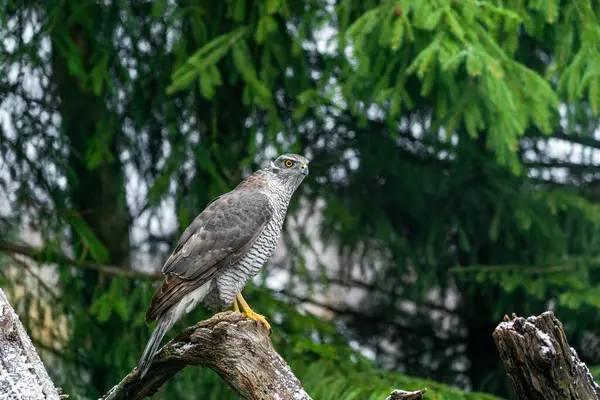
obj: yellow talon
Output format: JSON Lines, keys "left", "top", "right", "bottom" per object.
{"left": 236, "top": 292, "right": 272, "bottom": 334}
{"left": 242, "top": 309, "right": 272, "bottom": 334}
{"left": 232, "top": 298, "right": 240, "bottom": 313}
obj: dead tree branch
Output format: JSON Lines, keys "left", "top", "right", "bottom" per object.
{"left": 101, "top": 311, "right": 425, "bottom": 400}
{"left": 0, "top": 289, "right": 60, "bottom": 400}
{"left": 493, "top": 311, "right": 600, "bottom": 400}
{"left": 101, "top": 311, "right": 311, "bottom": 400}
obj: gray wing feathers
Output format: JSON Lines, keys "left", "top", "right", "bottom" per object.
{"left": 145, "top": 189, "right": 274, "bottom": 323}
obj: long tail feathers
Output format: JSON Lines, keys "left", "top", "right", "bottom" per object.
{"left": 137, "top": 281, "right": 212, "bottom": 377}
{"left": 137, "top": 312, "right": 174, "bottom": 378}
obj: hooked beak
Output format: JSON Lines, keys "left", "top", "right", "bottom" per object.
{"left": 301, "top": 163, "right": 309, "bottom": 176}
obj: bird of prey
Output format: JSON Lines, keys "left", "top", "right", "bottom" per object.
{"left": 136, "top": 153, "right": 309, "bottom": 377}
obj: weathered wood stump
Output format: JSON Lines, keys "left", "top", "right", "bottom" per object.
{"left": 493, "top": 311, "right": 600, "bottom": 400}
{"left": 0, "top": 289, "right": 60, "bottom": 400}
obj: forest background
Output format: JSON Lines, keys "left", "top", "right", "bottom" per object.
{"left": 1, "top": 1, "right": 600, "bottom": 399}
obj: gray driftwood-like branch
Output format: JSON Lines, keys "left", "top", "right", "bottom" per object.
{"left": 493, "top": 311, "right": 600, "bottom": 400}
{"left": 102, "top": 311, "right": 312, "bottom": 400}
{"left": 101, "top": 311, "right": 425, "bottom": 400}
{"left": 0, "top": 289, "right": 60, "bottom": 400}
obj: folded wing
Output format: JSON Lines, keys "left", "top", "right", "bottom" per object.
{"left": 145, "top": 188, "right": 274, "bottom": 323}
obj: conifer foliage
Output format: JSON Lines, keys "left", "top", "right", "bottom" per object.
{"left": 1, "top": 1, "right": 600, "bottom": 398}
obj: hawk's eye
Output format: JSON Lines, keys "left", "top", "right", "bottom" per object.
{"left": 284, "top": 160, "right": 294, "bottom": 168}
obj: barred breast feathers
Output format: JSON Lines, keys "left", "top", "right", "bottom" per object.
{"left": 138, "top": 153, "right": 308, "bottom": 378}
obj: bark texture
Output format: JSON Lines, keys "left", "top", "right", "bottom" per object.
{"left": 0, "top": 289, "right": 59, "bottom": 400}
{"left": 101, "top": 311, "right": 427, "bottom": 400}
{"left": 493, "top": 311, "right": 600, "bottom": 400}
{"left": 101, "top": 311, "right": 312, "bottom": 400}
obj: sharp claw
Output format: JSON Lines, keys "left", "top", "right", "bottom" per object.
{"left": 241, "top": 310, "right": 271, "bottom": 333}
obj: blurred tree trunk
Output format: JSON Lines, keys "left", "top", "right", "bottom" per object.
{"left": 463, "top": 290, "right": 504, "bottom": 392}
{"left": 50, "top": 4, "right": 131, "bottom": 272}
{"left": 456, "top": 136, "right": 510, "bottom": 395}
{"left": 48, "top": 1, "right": 131, "bottom": 394}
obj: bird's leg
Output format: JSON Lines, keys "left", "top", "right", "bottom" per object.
{"left": 232, "top": 298, "right": 240, "bottom": 313}
{"left": 236, "top": 292, "right": 271, "bottom": 334}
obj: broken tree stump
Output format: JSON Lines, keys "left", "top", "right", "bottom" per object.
{"left": 493, "top": 311, "right": 600, "bottom": 400}
{"left": 0, "top": 289, "right": 60, "bottom": 400}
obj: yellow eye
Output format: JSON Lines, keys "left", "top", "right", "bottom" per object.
{"left": 284, "top": 160, "right": 294, "bottom": 168}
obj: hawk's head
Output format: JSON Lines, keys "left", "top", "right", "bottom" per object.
{"left": 268, "top": 153, "right": 309, "bottom": 189}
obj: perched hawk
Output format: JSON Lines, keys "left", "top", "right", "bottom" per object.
{"left": 136, "top": 153, "right": 309, "bottom": 377}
